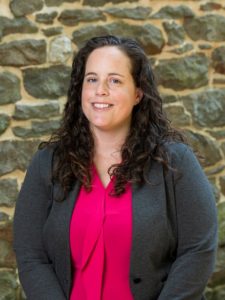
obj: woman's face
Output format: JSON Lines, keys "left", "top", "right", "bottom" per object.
{"left": 81, "top": 46, "right": 142, "bottom": 134}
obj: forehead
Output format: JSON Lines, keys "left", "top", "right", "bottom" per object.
{"left": 85, "top": 46, "right": 132, "bottom": 71}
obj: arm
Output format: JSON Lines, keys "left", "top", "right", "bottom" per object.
{"left": 158, "top": 146, "right": 218, "bottom": 300}
{"left": 13, "top": 149, "right": 67, "bottom": 300}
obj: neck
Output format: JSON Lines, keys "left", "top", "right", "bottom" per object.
{"left": 91, "top": 126, "right": 129, "bottom": 160}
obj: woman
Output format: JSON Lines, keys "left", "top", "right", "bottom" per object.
{"left": 13, "top": 35, "right": 217, "bottom": 300}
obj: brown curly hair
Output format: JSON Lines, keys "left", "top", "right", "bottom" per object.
{"left": 40, "top": 35, "right": 186, "bottom": 199}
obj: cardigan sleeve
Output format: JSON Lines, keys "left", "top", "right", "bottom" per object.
{"left": 13, "top": 149, "right": 67, "bottom": 300}
{"left": 158, "top": 145, "right": 218, "bottom": 300}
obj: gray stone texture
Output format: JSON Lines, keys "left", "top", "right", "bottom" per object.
{"left": 42, "top": 26, "right": 63, "bottom": 36}
{"left": 13, "top": 119, "right": 61, "bottom": 138}
{"left": 35, "top": 11, "right": 58, "bottom": 24}
{"left": 49, "top": 35, "right": 72, "bottom": 63}
{"left": 154, "top": 54, "right": 208, "bottom": 90}
{"left": 45, "top": 0, "right": 79, "bottom": 6}
{"left": 198, "top": 43, "right": 212, "bottom": 50}
{"left": 72, "top": 23, "right": 165, "bottom": 55}
{"left": 0, "top": 16, "right": 38, "bottom": 40}
{"left": 10, "top": 0, "right": 44, "bottom": 17}
{"left": 0, "top": 39, "right": 46, "bottom": 67}
{"left": 0, "top": 72, "right": 21, "bottom": 105}
{"left": 0, "top": 114, "right": 10, "bottom": 135}
{"left": 207, "top": 129, "right": 225, "bottom": 140}
{"left": 164, "top": 105, "right": 191, "bottom": 126}
{"left": 212, "top": 46, "right": 225, "bottom": 75}
{"left": 213, "top": 77, "right": 225, "bottom": 85}
{"left": 23, "top": 65, "right": 71, "bottom": 99}
{"left": 208, "top": 180, "right": 221, "bottom": 203}
{"left": 161, "top": 94, "right": 179, "bottom": 103}
{"left": 104, "top": 6, "right": 152, "bottom": 19}
{"left": 182, "top": 89, "right": 225, "bottom": 128}
{"left": 220, "top": 176, "right": 225, "bottom": 196}
{"left": 218, "top": 202, "right": 225, "bottom": 246}
{"left": 83, "top": 0, "right": 137, "bottom": 6}
{"left": 184, "top": 14, "right": 225, "bottom": 41}
{"left": 206, "top": 284, "right": 225, "bottom": 300}
{"left": 0, "top": 270, "right": 17, "bottom": 299}
{"left": 163, "top": 21, "right": 185, "bottom": 45}
{"left": 0, "top": 212, "right": 9, "bottom": 222}
{"left": 169, "top": 43, "right": 193, "bottom": 55}
{"left": 207, "top": 247, "right": 225, "bottom": 293}
{"left": 185, "top": 131, "right": 222, "bottom": 167}
{"left": 206, "top": 166, "right": 225, "bottom": 177}
{"left": 151, "top": 5, "right": 194, "bottom": 19}
{"left": 58, "top": 9, "right": 106, "bottom": 26}
{"left": 0, "top": 179, "right": 18, "bottom": 207}
{"left": 0, "top": 221, "right": 16, "bottom": 268}
{"left": 0, "top": 140, "right": 40, "bottom": 176}
{"left": 222, "top": 142, "right": 225, "bottom": 157}
{"left": 13, "top": 101, "right": 60, "bottom": 120}
{"left": 200, "top": 2, "right": 222, "bottom": 11}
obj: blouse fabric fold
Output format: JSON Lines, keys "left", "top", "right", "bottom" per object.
{"left": 69, "top": 167, "right": 133, "bottom": 300}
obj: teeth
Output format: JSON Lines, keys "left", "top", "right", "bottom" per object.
{"left": 93, "top": 103, "right": 111, "bottom": 108}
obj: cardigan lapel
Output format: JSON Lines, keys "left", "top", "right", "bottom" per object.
{"left": 129, "top": 162, "right": 166, "bottom": 281}
{"left": 52, "top": 180, "right": 81, "bottom": 298}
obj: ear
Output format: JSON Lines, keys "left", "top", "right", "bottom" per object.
{"left": 135, "top": 88, "right": 143, "bottom": 104}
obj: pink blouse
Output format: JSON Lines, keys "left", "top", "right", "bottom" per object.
{"left": 69, "top": 167, "right": 133, "bottom": 300}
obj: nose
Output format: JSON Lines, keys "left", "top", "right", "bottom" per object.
{"left": 96, "top": 81, "right": 109, "bottom": 96}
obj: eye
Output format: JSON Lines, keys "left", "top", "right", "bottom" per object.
{"left": 86, "top": 77, "right": 97, "bottom": 83}
{"left": 109, "top": 78, "right": 121, "bottom": 84}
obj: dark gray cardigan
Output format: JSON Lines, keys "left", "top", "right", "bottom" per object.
{"left": 13, "top": 143, "right": 217, "bottom": 300}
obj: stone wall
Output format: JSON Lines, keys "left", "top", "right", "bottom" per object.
{"left": 0, "top": 0, "right": 225, "bottom": 299}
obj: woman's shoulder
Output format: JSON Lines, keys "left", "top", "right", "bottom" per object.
{"left": 28, "top": 142, "right": 58, "bottom": 176}
{"left": 32, "top": 142, "right": 56, "bottom": 161}
{"left": 163, "top": 141, "right": 195, "bottom": 167}
{"left": 164, "top": 141, "right": 190, "bottom": 156}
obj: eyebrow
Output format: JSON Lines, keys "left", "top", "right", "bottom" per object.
{"left": 84, "top": 72, "right": 125, "bottom": 77}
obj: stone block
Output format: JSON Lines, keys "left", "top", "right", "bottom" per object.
{"left": 23, "top": 65, "right": 71, "bottom": 99}
{"left": 220, "top": 176, "right": 225, "bottom": 197}
{"left": 212, "top": 46, "right": 225, "bottom": 74}
{"left": 0, "top": 140, "right": 40, "bottom": 176}
{"left": 104, "top": 6, "right": 152, "bottom": 20}
{"left": 163, "top": 21, "right": 185, "bottom": 45}
{"left": 13, "top": 101, "right": 60, "bottom": 120}
{"left": 0, "top": 114, "right": 10, "bottom": 135}
{"left": 0, "top": 179, "right": 18, "bottom": 207}
{"left": 154, "top": 54, "right": 208, "bottom": 90}
{"left": 83, "top": 0, "right": 137, "bottom": 6}
{"left": 35, "top": 11, "right": 58, "bottom": 24}
{"left": 184, "top": 14, "right": 225, "bottom": 41}
{"left": 0, "top": 270, "right": 17, "bottom": 300}
{"left": 58, "top": 9, "right": 106, "bottom": 26}
{"left": 182, "top": 89, "right": 225, "bottom": 127}
{"left": 0, "top": 222, "right": 16, "bottom": 268}
{"left": 49, "top": 36, "right": 72, "bottom": 63}
{"left": 185, "top": 130, "right": 222, "bottom": 167}
{"left": 0, "top": 40, "right": 46, "bottom": 67}
{"left": 0, "top": 16, "right": 38, "bottom": 40}
{"left": 42, "top": 26, "right": 63, "bottom": 37}
{"left": 72, "top": 23, "right": 165, "bottom": 55}
{"left": 0, "top": 72, "right": 21, "bottom": 105}
{"left": 151, "top": 5, "right": 194, "bottom": 19}
{"left": 10, "top": 0, "right": 44, "bottom": 17}
{"left": 200, "top": 2, "right": 222, "bottom": 11}
{"left": 13, "top": 119, "right": 61, "bottom": 138}
{"left": 169, "top": 43, "right": 193, "bottom": 55}
{"left": 164, "top": 105, "right": 191, "bottom": 126}
{"left": 45, "top": 0, "right": 79, "bottom": 6}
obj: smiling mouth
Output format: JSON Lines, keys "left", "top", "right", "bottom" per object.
{"left": 92, "top": 103, "right": 113, "bottom": 109}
